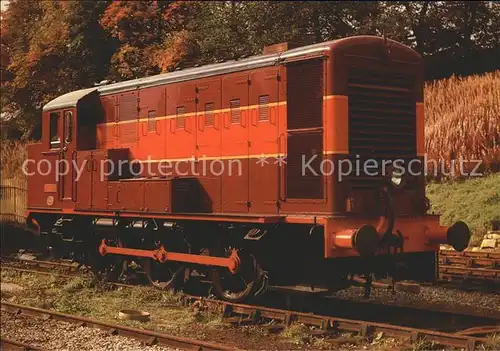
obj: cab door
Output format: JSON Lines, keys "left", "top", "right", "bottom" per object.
{"left": 60, "top": 109, "right": 76, "bottom": 203}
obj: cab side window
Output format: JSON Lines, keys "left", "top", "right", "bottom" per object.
{"left": 50, "top": 112, "right": 61, "bottom": 148}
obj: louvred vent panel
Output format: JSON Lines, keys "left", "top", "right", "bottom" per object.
{"left": 348, "top": 67, "right": 416, "bottom": 159}
{"left": 287, "top": 58, "right": 323, "bottom": 130}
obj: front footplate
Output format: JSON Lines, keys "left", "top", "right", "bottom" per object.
{"left": 98, "top": 239, "right": 240, "bottom": 274}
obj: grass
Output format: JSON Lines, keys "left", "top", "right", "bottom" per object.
{"left": 2, "top": 269, "right": 429, "bottom": 350}
{"left": 426, "top": 173, "right": 500, "bottom": 245}
{"left": 0, "top": 269, "right": 211, "bottom": 336}
{"left": 280, "top": 323, "right": 311, "bottom": 345}
{"left": 1, "top": 269, "right": 334, "bottom": 349}
{"left": 482, "top": 334, "right": 500, "bottom": 351}
{"left": 424, "top": 71, "right": 500, "bottom": 177}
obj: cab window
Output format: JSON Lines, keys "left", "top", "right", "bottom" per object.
{"left": 49, "top": 112, "right": 61, "bottom": 148}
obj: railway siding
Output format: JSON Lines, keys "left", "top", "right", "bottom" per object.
{"left": 2, "top": 260, "right": 499, "bottom": 350}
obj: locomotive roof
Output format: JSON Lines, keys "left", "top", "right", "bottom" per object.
{"left": 43, "top": 36, "right": 419, "bottom": 111}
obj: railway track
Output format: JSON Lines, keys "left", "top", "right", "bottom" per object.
{"left": 1, "top": 276, "right": 495, "bottom": 351}
{"left": 1, "top": 302, "right": 237, "bottom": 351}
{"left": 439, "top": 250, "right": 500, "bottom": 282}
{"left": 3, "top": 257, "right": 499, "bottom": 326}
{"left": 184, "top": 296, "right": 498, "bottom": 350}
{"left": 2, "top": 256, "right": 499, "bottom": 350}
{"left": 1, "top": 337, "right": 44, "bottom": 351}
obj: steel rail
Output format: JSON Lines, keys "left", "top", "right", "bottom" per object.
{"left": 1, "top": 302, "right": 238, "bottom": 351}
{"left": 181, "top": 296, "right": 488, "bottom": 350}
{"left": 0, "top": 338, "right": 45, "bottom": 351}
{"left": 1, "top": 256, "right": 81, "bottom": 271}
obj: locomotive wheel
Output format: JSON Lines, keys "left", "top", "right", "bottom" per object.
{"left": 211, "top": 247, "right": 263, "bottom": 302}
{"left": 88, "top": 235, "right": 127, "bottom": 282}
{"left": 142, "top": 259, "right": 185, "bottom": 290}
{"left": 142, "top": 235, "right": 189, "bottom": 291}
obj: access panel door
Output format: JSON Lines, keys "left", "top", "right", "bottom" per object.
{"left": 221, "top": 73, "right": 250, "bottom": 213}
{"left": 248, "top": 67, "right": 281, "bottom": 214}
{"left": 74, "top": 150, "right": 93, "bottom": 210}
{"left": 196, "top": 78, "right": 222, "bottom": 213}
{"left": 137, "top": 86, "right": 166, "bottom": 161}
{"left": 166, "top": 82, "right": 197, "bottom": 176}
{"left": 91, "top": 150, "right": 108, "bottom": 210}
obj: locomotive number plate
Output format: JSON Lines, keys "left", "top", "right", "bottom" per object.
{"left": 44, "top": 184, "right": 57, "bottom": 193}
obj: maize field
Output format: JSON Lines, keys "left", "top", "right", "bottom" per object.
{"left": 424, "top": 70, "right": 500, "bottom": 177}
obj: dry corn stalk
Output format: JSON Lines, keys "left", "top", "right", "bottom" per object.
{"left": 424, "top": 71, "right": 500, "bottom": 177}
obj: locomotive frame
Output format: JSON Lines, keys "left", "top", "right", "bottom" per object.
{"left": 25, "top": 36, "right": 470, "bottom": 301}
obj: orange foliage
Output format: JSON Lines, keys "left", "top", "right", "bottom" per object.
{"left": 153, "top": 30, "right": 190, "bottom": 73}
{"left": 101, "top": 0, "right": 193, "bottom": 78}
{"left": 100, "top": 1, "right": 161, "bottom": 44}
{"left": 4, "top": 1, "right": 70, "bottom": 89}
{"left": 162, "top": 1, "right": 194, "bottom": 25}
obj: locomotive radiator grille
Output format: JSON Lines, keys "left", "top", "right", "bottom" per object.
{"left": 347, "top": 67, "right": 416, "bottom": 159}
{"left": 345, "top": 66, "right": 420, "bottom": 215}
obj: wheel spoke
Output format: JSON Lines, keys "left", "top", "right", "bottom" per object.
{"left": 142, "top": 232, "right": 189, "bottom": 291}
{"left": 211, "top": 248, "right": 262, "bottom": 303}
{"left": 239, "top": 275, "right": 249, "bottom": 287}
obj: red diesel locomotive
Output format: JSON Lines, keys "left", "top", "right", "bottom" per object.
{"left": 25, "top": 36, "right": 470, "bottom": 301}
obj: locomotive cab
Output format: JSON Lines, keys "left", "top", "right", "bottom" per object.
{"left": 26, "top": 88, "right": 103, "bottom": 210}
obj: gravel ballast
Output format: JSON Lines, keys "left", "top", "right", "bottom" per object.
{"left": 1, "top": 311, "right": 181, "bottom": 351}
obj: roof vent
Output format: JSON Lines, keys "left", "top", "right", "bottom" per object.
{"left": 263, "top": 42, "right": 289, "bottom": 55}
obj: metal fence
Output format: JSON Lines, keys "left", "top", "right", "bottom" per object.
{"left": 0, "top": 175, "right": 27, "bottom": 224}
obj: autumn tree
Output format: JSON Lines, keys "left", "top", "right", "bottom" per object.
{"left": 100, "top": 0, "right": 196, "bottom": 79}
{"left": 2, "top": 0, "right": 499, "bottom": 138}
{"left": 1, "top": 0, "right": 116, "bottom": 137}
{"left": 187, "top": 1, "right": 381, "bottom": 64}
